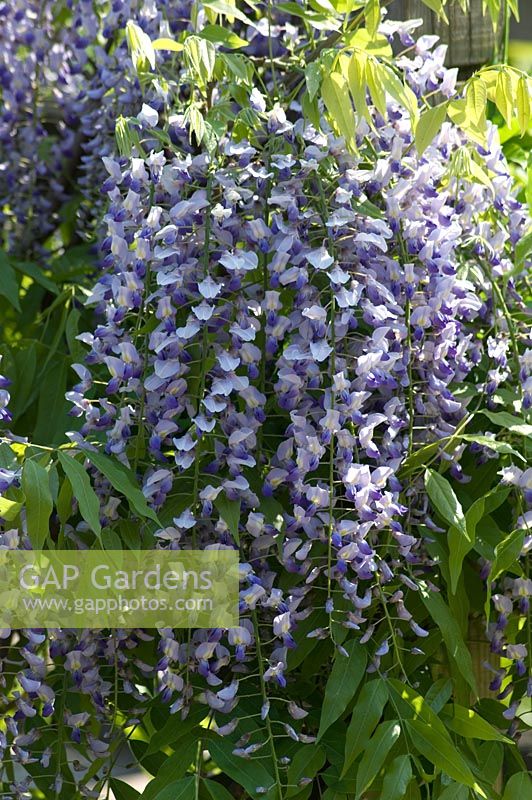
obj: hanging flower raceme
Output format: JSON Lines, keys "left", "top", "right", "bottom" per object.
{"left": 0, "top": 7, "right": 530, "bottom": 794}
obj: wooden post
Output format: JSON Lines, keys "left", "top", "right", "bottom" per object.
{"left": 388, "top": 0, "right": 503, "bottom": 72}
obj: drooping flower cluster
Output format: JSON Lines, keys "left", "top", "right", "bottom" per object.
{"left": 64, "top": 27, "right": 528, "bottom": 720}
{"left": 0, "top": 0, "right": 192, "bottom": 256}
{"left": 0, "top": 7, "right": 530, "bottom": 796}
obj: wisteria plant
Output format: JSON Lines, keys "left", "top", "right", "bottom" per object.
{"left": 0, "top": 0, "right": 531, "bottom": 798}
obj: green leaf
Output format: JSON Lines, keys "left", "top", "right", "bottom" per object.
{"left": 355, "top": 720, "right": 401, "bottom": 798}
{"left": 490, "top": 529, "right": 525, "bottom": 581}
{"left": 125, "top": 20, "right": 155, "bottom": 72}
{"left": 188, "top": 106, "right": 205, "bottom": 144}
{"left": 448, "top": 485, "right": 511, "bottom": 594}
{"left": 202, "top": 0, "right": 254, "bottom": 25}
{"left": 364, "top": 0, "right": 380, "bottom": 38}
{"left": 517, "top": 76, "right": 531, "bottom": 136}
{"left": 345, "top": 28, "right": 392, "bottom": 57}
{"left": 437, "top": 785, "right": 469, "bottom": 800}
{"left": 447, "top": 99, "right": 487, "bottom": 148}
{"left": 379, "top": 63, "right": 419, "bottom": 124}
{"left": 202, "top": 779, "right": 235, "bottom": 800}
{"left": 143, "top": 777, "right": 195, "bottom": 800}
{"left": 321, "top": 72, "right": 357, "bottom": 152}
{"left": 379, "top": 755, "right": 412, "bottom": 800}
{"left": 477, "top": 741, "right": 504, "bottom": 786}
{"left": 109, "top": 778, "right": 140, "bottom": 800}
{"left": 142, "top": 749, "right": 197, "bottom": 800}
{"left": 214, "top": 494, "right": 240, "bottom": 544}
{"left": 317, "top": 639, "right": 367, "bottom": 740}
{"left": 11, "top": 260, "right": 58, "bottom": 294}
{"left": 86, "top": 450, "right": 160, "bottom": 524}
{"left": 208, "top": 737, "right": 275, "bottom": 800}
{"left": 0, "top": 254, "right": 21, "bottom": 312}
{"left": 184, "top": 36, "right": 216, "bottom": 84}
{"left": 22, "top": 460, "right": 53, "bottom": 549}
{"left": 342, "top": 678, "right": 388, "bottom": 776}
{"left": 365, "top": 60, "right": 387, "bottom": 118}
{"left": 442, "top": 705, "right": 513, "bottom": 743}
{"left": 145, "top": 705, "right": 206, "bottom": 757}
{"left": 460, "top": 434, "right": 525, "bottom": 461}
{"left": 286, "top": 745, "right": 326, "bottom": 796}
{"left": 347, "top": 51, "right": 371, "bottom": 124}
{"left": 481, "top": 409, "right": 532, "bottom": 437}
{"left": 485, "top": 529, "right": 526, "bottom": 621}
{"left": 405, "top": 719, "right": 476, "bottom": 787}
{"left": 515, "top": 230, "right": 532, "bottom": 272}
{"left": 419, "top": 0, "right": 448, "bottom": 19}
{"left": 425, "top": 678, "right": 453, "bottom": 714}
{"left": 466, "top": 78, "right": 487, "bottom": 125}
{"left": 419, "top": 583, "right": 477, "bottom": 695}
{"left": 305, "top": 62, "right": 322, "bottom": 102}
{"left": 199, "top": 24, "right": 248, "bottom": 49}
{"left": 221, "top": 53, "right": 251, "bottom": 84}
{"left": 387, "top": 680, "right": 450, "bottom": 734}
{"left": 502, "top": 771, "right": 532, "bottom": 800}
{"left": 0, "top": 496, "right": 23, "bottom": 521}
{"left": 58, "top": 452, "right": 102, "bottom": 540}
{"left": 152, "top": 37, "right": 183, "bottom": 52}
{"left": 495, "top": 69, "right": 514, "bottom": 127}
{"left": 425, "top": 469, "right": 467, "bottom": 535}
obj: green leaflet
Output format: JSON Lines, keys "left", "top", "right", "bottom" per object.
{"left": 22, "top": 459, "right": 53, "bottom": 549}
{"left": 364, "top": 0, "right": 380, "bottom": 38}
{"left": 151, "top": 37, "right": 184, "bottom": 52}
{"left": 0, "top": 496, "right": 23, "bottom": 521}
{"left": 202, "top": 779, "right": 235, "bottom": 800}
{"left": 425, "top": 469, "right": 467, "bottom": 535}
{"left": 495, "top": 69, "right": 514, "bottom": 127}
{"left": 379, "top": 755, "right": 412, "bottom": 800}
{"left": 305, "top": 62, "right": 322, "bottom": 101}
{"left": 460, "top": 434, "right": 525, "bottom": 461}
{"left": 517, "top": 75, "right": 531, "bottom": 135}
{"left": 321, "top": 72, "right": 357, "bottom": 152}
{"left": 466, "top": 77, "right": 487, "bottom": 125}
{"left": 514, "top": 229, "right": 532, "bottom": 273}
{"left": 419, "top": 0, "right": 448, "bottom": 19}
{"left": 317, "top": 639, "right": 367, "bottom": 740}
{"left": 214, "top": 494, "right": 241, "bottom": 544}
{"left": 184, "top": 36, "right": 216, "bottom": 84}
{"left": 490, "top": 529, "right": 525, "bottom": 582}
{"left": 141, "top": 745, "right": 198, "bottom": 800}
{"left": 198, "top": 25, "right": 248, "bottom": 49}
{"left": 355, "top": 720, "right": 401, "bottom": 798}
{"left": 86, "top": 450, "right": 160, "bottom": 524}
{"left": 286, "top": 745, "right": 326, "bottom": 797}
{"left": 441, "top": 704, "right": 513, "bottom": 743}
{"left": 415, "top": 103, "right": 448, "bottom": 155}
{"left": 437, "top": 785, "right": 469, "bottom": 800}
{"left": 425, "top": 678, "right": 453, "bottom": 713}
{"left": 202, "top": 0, "right": 254, "bottom": 26}
{"left": 109, "top": 779, "right": 140, "bottom": 800}
{"left": 419, "top": 583, "right": 477, "bottom": 695}
{"left": 485, "top": 528, "right": 525, "bottom": 622}
{"left": 208, "top": 737, "right": 276, "bottom": 800}
{"left": 477, "top": 741, "right": 504, "bottom": 786}
{"left": 0, "top": 253, "right": 21, "bottom": 312}
{"left": 502, "top": 771, "right": 532, "bottom": 800}
{"left": 342, "top": 678, "right": 388, "bottom": 776}
{"left": 448, "top": 485, "right": 511, "bottom": 594}
{"left": 58, "top": 452, "right": 102, "bottom": 540}
{"left": 405, "top": 719, "right": 476, "bottom": 787}
{"left": 143, "top": 777, "right": 195, "bottom": 800}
